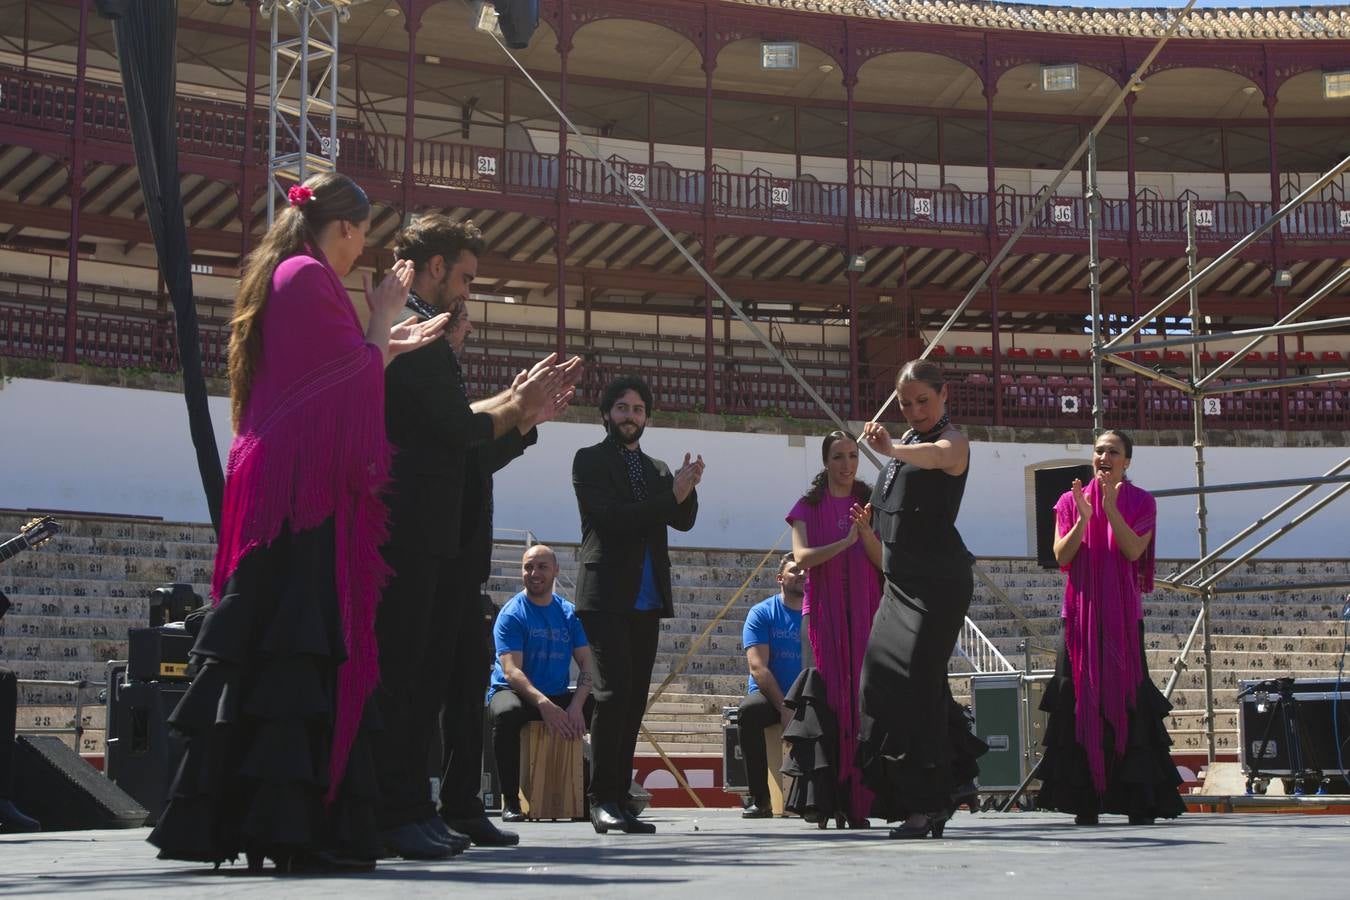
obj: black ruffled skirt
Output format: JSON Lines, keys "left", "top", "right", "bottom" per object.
{"left": 1036, "top": 623, "right": 1185, "bottom": 820}
{"left": 857, "top": 568, "right": 988, "bottom": 821}
{"left": 147, "top": 520, "right": 382, "bottom": 867}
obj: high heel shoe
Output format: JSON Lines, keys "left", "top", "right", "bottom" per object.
{"left": 888, "top": 810, "right": 951, "bottom": 840}
{"left": 951, "top": 781, "right": 980, "bottom": 814}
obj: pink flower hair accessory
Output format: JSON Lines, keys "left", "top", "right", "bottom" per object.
{"left": 287, "top": 185, "right": 314, "bottom": 208}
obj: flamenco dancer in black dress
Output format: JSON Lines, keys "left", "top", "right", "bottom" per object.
{"left": 857, "top": 360, "right": 988, "bottom": 839}
{"left": 1038, "top": 430, "right": 1184, "bottom": 825}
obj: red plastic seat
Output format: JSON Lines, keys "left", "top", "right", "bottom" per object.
{"left": 1199, "top": 351, "right": 1214, "bottom": 363}
{"left": 1244, "top": 351, "right": 1265, "bottom": 365}
{"left": 981, "top": 346, "right": 994, "bottom": 358}
{"left": 1321, "top": 351, "right": 1344, "bottom": 364}
{"left": 1216, "top": 350, "right": 1236, "bottom": 362}
{"left": 1138, "top": 350, "right": 1161, "bottom": 364}
{"left": 1164, "top": 349, "right": 1186, "bottom": 363}
{"left": 1059, "top": 348, "right": 1084, "bottom": 362}
{"left": 1034, "top": 347, "right": 1055, "bottom": 360}
{"left": 929, "top": 344, "right": 949, "bottom": 357}
{"left": 966, "top": 372, "right": 990, "bottom": 385}
{"left": 1265, "top": 351, "right": 1282, "bottom": 363}
{"left": 1294, "top": 350, "right": 1316, "bottom": 364}
{"left": 1006, "top": 346, "right": 1029, "bottom": 359}
{"left": 954, "top": 345, "right": 976, "bottom": 357}
{"left": 1116, "top": 350, "right": 1134, "bottom": 361}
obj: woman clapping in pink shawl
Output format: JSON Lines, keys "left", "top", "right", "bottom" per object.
{"left": 1038, "top": 429, "right": 1185, "bottom": 826}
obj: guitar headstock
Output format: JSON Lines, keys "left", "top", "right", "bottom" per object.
{"left": 21, "top": 516, "right": 62, "bottom": 549}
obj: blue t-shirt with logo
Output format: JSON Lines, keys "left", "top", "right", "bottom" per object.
{"left": 487, "top": 591, "right": 589, "bottom": 701}
{"left": 742, "top": 593, "right": 803, "bottom": 695}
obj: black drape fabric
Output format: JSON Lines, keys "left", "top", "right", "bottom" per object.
{"left": 95, "top": 0, "right": 224, "bottom": 530}
{"left": 781, "top": 667, "right": 843, "bottom": 821}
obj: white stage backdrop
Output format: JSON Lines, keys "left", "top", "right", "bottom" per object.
{"left": 3, "top": 377, "right": 1348, "bottom": 560}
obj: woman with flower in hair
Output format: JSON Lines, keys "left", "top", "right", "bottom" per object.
{"left": 149, "top": 173, "right": 448, "bottom": 872}
{"left": 784, "top": 430, "right": 882, "bottom": 828}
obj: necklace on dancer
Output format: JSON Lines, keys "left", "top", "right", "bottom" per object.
{"left": 882, "top": 413, "right": 952, "bottom": 496}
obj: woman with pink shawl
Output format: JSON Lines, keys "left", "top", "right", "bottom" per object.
{"left": 149, "top": 173, "right": 447, "bottom": 872}
{"left": 784, "top": 430, "right": 882, "bottom": 828}
{"left": 1039, "top": 429, "right": 1184, "bottom": 825}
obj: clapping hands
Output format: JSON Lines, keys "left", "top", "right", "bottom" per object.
{"left": 514, "top": 353, "right": 585, "bottom": 427}
{"left": 672, "top": 452, "right": 705, "bottom": 503}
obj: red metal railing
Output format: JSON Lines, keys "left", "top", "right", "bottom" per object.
{"left": 3, "top": 65, "right": 1346, "bottom": 244}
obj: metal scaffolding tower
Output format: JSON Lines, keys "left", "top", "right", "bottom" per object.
{"left": 265, "top": 0, "right": 353, "bottom": 224}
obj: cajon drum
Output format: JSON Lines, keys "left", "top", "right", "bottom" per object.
{"left": 764, "top": 723, "right": 791, "bottom": 816}
{"left": 518, "top": 721, "right": 585, "bottom": 821}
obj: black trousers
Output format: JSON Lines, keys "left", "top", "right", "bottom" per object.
{"left": 576, "top": 610, "right": 660, "bottom": 807}
{"left": 488, "top": 689, "right": 595, "bottom": 807}
{"left": 436, "top": 569, "right": 493, "bottom": 819}
{"left": 737, "top": 690, "right": 780, "bottom": 807}
{"left": 0, "top": 668, "right": 16, "bottom": 799}
{"left": 373, "top": 548, "right": 488, "bottom": 827}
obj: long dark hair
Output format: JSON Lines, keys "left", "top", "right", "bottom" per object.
{"left": 800, "top": 430, "right": 872, "bottom": 507}
{"left": 228, "top": 172, "right": 370, "bottom": 428}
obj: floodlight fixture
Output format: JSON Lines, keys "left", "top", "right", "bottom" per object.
{"left": 847, "top": 254, "right": 867, "bottom": 273}
{"left": 1273, "top": 269, "right": 1293, "bottom": 288}
{"left": 1041, "top": 63, "right": 1078, "bottom": 93}
{"left": 762, "top": 42, "right": 799, "bottom": 70}
{"left": 1325, "top": 70, "right": 1350, "bottom": 100}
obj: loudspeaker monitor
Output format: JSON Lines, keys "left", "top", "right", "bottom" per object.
{"left": 1033, "top": 464, "right": 1093, "bottom": 569}
{"left": 11, "top": 734, "right": 148, "bottom": 830}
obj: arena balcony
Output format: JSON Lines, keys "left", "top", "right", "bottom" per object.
{"left": 0, "top": 0, "right": 1347, "bottom": 431}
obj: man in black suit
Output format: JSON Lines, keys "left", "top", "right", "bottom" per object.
{"left": 375, "top": 215, "right": 576, "bottom": 858}
{"left": 571, "top": 375, "right": 703, "bottom": 834}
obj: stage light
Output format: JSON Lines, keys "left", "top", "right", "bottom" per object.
{"left": 1273, "top": 269, "right": 1293, "bottom": 288}
{"left": 847, "top": 254, "right": 867, "bottom": 273}
{"left": 1041, "top": 64, "right": 1078, "bottom": 93}
{"left": 1325, "top": 71, "right": 1350, "bottom": 100}
{"left": 472, "top": 0, "right": 501, "bottom": 38}
{"left": 761, "top": 42, "right": 799, "bottom": 70}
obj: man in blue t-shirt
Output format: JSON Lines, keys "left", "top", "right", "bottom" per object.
{"left": 737, "top": 553, "right": 805, "bottom": 818}
{"left": 488, "top": 544, "right": 596, "bottom": 822}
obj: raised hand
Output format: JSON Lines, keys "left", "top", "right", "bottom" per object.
{"left": 673, "top": 452, "right": 703, "bottom": 503}
{"left": 1101, "top": 475, "right": 1122, "bottom": 513}
{"left": 361, "top": 258, "right": 415, "bottom": 319}
{"left": 387, "top": 312, "right": 451, "bottom": 358}
{"left": 861, "top": 421, "right": 895, "bottom": 456}
{"left": 1071, "top": 477, "right": 1091, "bottom": 520}
{"left": 849, "top": 502, "right": 873, "bottom": 530}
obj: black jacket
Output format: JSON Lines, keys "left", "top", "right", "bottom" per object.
{"left": 383, "top": 329, "right": 496, "bottom": 558}
{"left": 571, "top": 437, "right": 697, "bottom": 617}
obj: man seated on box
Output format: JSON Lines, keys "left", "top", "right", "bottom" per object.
{"left": 488, "top": 544, "right": 596, "bottom": 823}
{"left": 738, "top": 553, "right": 806, "bottom": 819}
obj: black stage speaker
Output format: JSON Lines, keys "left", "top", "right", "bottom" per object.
{"left": 721, "top": 706, "right": 748, "bottom": 793}
{"left": 1238, "top": 677, "right": 1350, "bottom": 785}
{"left": 1034, "top": 465, "right": 1093, "bottom": 568}
{"left": 105, "top": 679, "right": 188, "bottom": 825}
{"left": 10, "top": 735, "right": 148, "bottom": 830}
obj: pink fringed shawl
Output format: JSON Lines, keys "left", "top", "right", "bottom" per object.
{"left": 1054, "top": 477, "right": 1156, "bottom": 793}
{"left": 786, "top": 492, "right": 881, "bottom": 821}
{"left": 212, "top": 251, "right": 392, "bottom": 803}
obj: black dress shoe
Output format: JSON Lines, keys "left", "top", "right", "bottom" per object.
{"left": 0, "top": 799, "right": 40, "bottom": 833}
{"left": 443, "top": 814, "right": 520, "bottom": 847}
{"left": 381, "top": 822, "right": 456, "bottom": 860}
{"left": 501, "top": 806, "right": 526, "bottom": 824}
{"left": 418, "top": 818, "right": 468, "bottom": 854}
{"left": 589, "top": 803, "right": 626, "bottom": 834}
{"left": 620, "top": 808, "right": 656, "bottom": 834}
{"left": 741, "top": 803, "right": 773, "bottom": 819}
